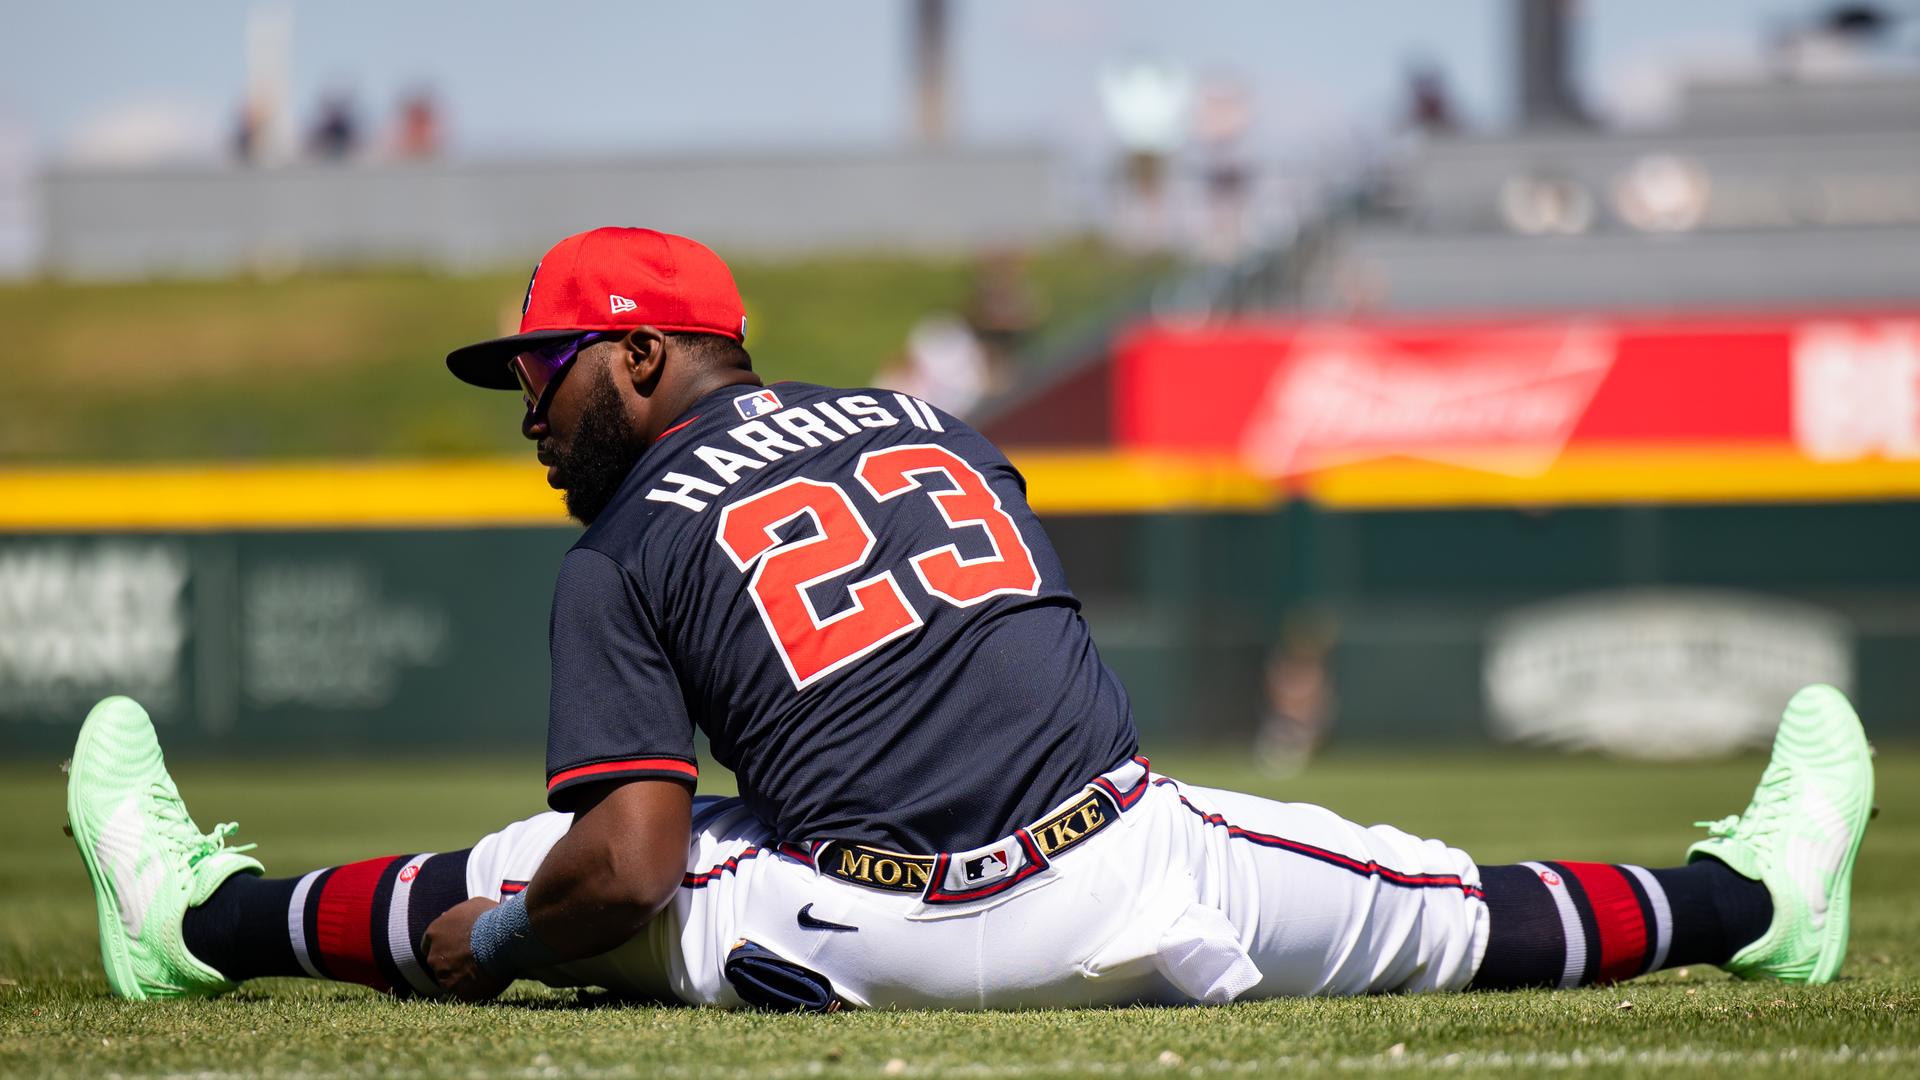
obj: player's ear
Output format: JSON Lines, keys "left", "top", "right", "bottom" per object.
{"left": 619, "top": 327, "right": 668, "bottom": 394}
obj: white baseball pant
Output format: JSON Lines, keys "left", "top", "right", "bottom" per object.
{"left": 465, "top": 761, "right": 1490, "bottom": 1008}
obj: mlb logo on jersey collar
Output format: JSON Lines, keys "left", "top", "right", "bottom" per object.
{"left": 734, "top": 388, "right": 782, "bottom": 420}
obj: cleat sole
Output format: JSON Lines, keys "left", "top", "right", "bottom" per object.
{"left": 1792, "top": 686, "right": 1873, "bottom": 985}
{"left": 65, "top": 698, "right": 154, "bottom": 1001}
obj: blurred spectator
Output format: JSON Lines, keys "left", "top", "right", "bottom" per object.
{"left": 237, "top": 3, "right": 293, "bottom": 167}
{"left": 1499, "top": 169, "right": 1596, "bottom": 234}
{"left": 1770, "top": 4, "right": 1901, "bottom": 78}
{"left": 965, "top": 248, "right": 1040, "bottom": 384}
{"left": 393, "top": 88, "right": 443, "bottom": 160}
{"left": 1196, "top": 78, "right": 1253, "bottom": 263}
{"left": 307, "top": 93, "right": 361, "bottom": 161}
{"left": 1404, "top": 60, "right": 1458, "bottom": 135}
{"left": 231, "top": 101, "right": 264, "bottom": 165}
{"left": 1256, "top": 613, "right": 1338, "bottom": 776}
{"left": 1099, "top": 60, "right": 1192, "bottom": 252}
{"left": 874, "top": 314, "right": 990, "bottom": 419}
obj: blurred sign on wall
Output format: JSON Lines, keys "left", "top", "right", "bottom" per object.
{"left": 1484, "top": 588, "right": 1852, "bottom": 759}
{"left": 241, "top": 561, "right": 449, "bottom": 711}
{"left": 0, "top": 540, "right": 190, "bottom": 718}
{"left": 0, "top": 530, "right": 569, "bottom": 758}
{"left": 1114, "top": 314, "right": 1920, "bottom": 507}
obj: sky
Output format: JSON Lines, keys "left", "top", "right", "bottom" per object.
{"left": 0, "top": 0, "right": 1826, "bottom": 167}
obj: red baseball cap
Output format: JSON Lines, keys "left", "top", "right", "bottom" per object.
{"left": 446, "top": 227, "right": 748, "bottom": 390}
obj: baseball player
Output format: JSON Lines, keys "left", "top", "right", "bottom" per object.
{"left": 66, "top": 228, "right": 1874, "bottom": 1009}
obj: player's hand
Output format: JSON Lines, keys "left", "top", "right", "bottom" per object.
{"left": 423, "top": 896, "right": 512, "bottom": 1002}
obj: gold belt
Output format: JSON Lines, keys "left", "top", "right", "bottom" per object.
{"left": 813, "top": 785, "right": 1122, "bottom": 898}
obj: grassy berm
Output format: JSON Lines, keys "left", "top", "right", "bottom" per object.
{"left": 2, "top": 243, "right": 1155, "bottom": 464}
{"left": 0, "top": 748, "right": 1913, "bottom": 1079}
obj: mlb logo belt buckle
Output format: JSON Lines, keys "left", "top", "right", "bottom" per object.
{"left": 817, "top": 787, "right": 1123, "bottom": 904}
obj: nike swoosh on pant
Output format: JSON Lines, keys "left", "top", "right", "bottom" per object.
{"left": 796, "top": 904, "right": 859, "bottom": 933}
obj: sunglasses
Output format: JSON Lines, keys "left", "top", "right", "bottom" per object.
{"left": 510, "top": 332, "right": 605, "bottom": 419}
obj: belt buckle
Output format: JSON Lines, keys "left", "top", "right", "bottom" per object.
{"left": 921, "top": 788, "right": 1121, "bottom": 905}
{"left": 925, "top": 830, "right": 1046, "bottom": 904}
{"left": 817, "top": 782, "right": 1128, "bottom": 903}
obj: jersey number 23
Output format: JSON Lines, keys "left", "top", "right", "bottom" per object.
{"left": 716, "top": 443, "right": 1040, "bottom": 689}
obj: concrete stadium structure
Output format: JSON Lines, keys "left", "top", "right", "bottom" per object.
{"left": 30, "top": 146, "right": 1074, "bottom": 279}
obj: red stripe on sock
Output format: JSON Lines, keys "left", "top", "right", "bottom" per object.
{"left": 1563, "top": 862, "right": 1648, "bottom": 984}
{"left": 313, "top": 856, "right": 401, "bottom": 992}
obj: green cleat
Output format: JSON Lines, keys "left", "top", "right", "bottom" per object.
{"left": 1687, "top": 684, "right": 1875, "bottom": 984}
{"left": 64, "top": 696, "right": 263, "bottom": 1000}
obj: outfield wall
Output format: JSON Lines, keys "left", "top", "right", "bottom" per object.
{"left": 3, "top": 461, "right": 1916, "bottom": 759}
{"left": 0, "top": 454, "right": 1269, "bottom": 758}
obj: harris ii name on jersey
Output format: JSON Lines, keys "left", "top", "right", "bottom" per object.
{"left": 645, "top": 389, "right": 946, "bottom": 513}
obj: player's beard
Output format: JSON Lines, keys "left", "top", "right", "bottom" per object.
{"left": 551, "top": 365, "right": 647, "bottom": 526}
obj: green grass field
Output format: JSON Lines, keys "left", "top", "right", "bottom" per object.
{"left": 3, "top": 243, "right": 1156, "bottom": 464}
{"left": 1, "top": 749, "right": 1913, "bottom": 1079}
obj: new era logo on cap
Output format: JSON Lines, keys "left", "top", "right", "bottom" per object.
{"left": 610, "top": 295, "right": 637, "bottom": 315}
{"left": 521, "top": 262, "right": 541, "bottom": 315}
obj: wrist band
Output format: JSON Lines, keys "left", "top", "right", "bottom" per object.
{"left": 469, "top": 891, "right": 564, "bottom": 979}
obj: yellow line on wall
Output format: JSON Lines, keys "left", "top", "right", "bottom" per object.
{"left": 0, "top": 460, "right": 571, "bottom": 531}
{"left": 1307, "top": 446, "right": 1920, "bottom": 509}
{"left": 0, "top": 447, "right": 1914, "bottom": 531}
{"left": 1011, "top": 451, "right": 1281, "bottom": 514}
{"left": 0, "top": 452, "right": 1279, "bottom": 531}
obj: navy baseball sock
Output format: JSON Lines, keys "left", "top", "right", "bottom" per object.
{"left": 1469, "top": 858, "right": 1771, "bottom": 990}
{"left": 181, "top": 872, "right": 301, "bottom": 981}
{"left": 184, "top": 849, "right": 471, "bottom": 995}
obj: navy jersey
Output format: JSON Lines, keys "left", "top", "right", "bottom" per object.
{"left": 545, "top": 382, "right": 1138, "bottom": 853}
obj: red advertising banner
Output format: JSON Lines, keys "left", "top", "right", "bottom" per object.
{"left": 1113, "top": 315, "right": 1920, "bottom": 508}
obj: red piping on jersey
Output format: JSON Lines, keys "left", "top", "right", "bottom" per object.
{"left": 655, "top": 416, "right": 700, "bottom": 442}
{"left": 547, "top": 757, "right": 698, "bottom": 791}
